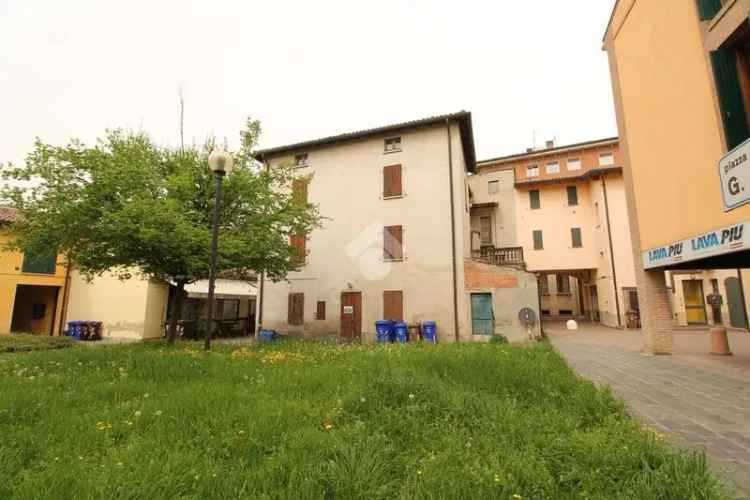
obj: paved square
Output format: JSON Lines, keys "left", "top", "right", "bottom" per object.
{"left": 548, "top": 322, "right": 750, "bottom": 497}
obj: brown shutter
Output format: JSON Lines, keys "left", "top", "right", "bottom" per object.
{"left": 316, "top": 301, "right": 326, "bottom": 320}
{"left": 290, "top": 234, "right": 306, "bottom": 265}
{"left": 383, "top": 290, "right": 403, "bottom": 321}
{"left": 288, "top": 293, "right": 304, "bottom": 325}
{"left": 383, "top": 225, "right": 403, "bottom": 260}
{"left": 383, "top": 164, "right": 402, "bottom": 197}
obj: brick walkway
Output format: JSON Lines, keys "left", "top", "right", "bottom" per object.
{"left": 548, "top": 322, "right": 750, "bottom": 497}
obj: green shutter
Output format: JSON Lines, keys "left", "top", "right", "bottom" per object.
{"left": 22, "top": 249, "right": 57, "bottom": 274}
{"left": 529, "top": 190, "right": 540, "bottom": 209}
{"left": 696, "top": 0, "right": 722, "bottom": 21}
{"left": 571, "top": 228, "right": 582, "bottom": 248}
{"left": 533, "top": 230, "right": 544, "bottom": 250}
{"left": 566, "top": 186, "right": 578, "bottom": 206}
{"left": 711, "top": 48, "right": 750, "bottom": 150}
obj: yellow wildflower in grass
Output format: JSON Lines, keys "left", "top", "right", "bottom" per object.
{"left": 95, "top": 421, "right": 112, "bottom": 431}
{"left": 513, "top": 495, "right": 523, "bottom": 500}
{"left": 324, "top": 423, "right": 333, "bottom": 430}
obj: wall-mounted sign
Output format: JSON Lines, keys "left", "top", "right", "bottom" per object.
{"left": 343, "top": 306, "right": 354, "bottom": 315}
{"left": 642, "top": 219, "right": 748, "bottom": 269}
{"left": 719, "top": 138, "right": 750, "bottom": 211}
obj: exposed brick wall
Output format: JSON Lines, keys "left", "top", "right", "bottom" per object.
{"left": 464, "top": 260, "right": 519, "bottom": 289}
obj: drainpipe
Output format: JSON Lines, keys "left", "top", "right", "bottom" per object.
{"left": 57, "top": 258, "right": 73, "bottom": 336}
{"left": 601, "top": 175, "right": 622, "bottom": 327}
{"left": 446, "top": 119, "right": 460, "bottom": 342}
{"left": 257, "top": 270, "right": 265, "bottom": 336}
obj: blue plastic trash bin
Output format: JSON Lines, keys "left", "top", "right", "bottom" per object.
{"left": 394, "top": 322, "right": 408, "bottom": 344}
{"left": 375, "top": 320, "right": 394, "bottom": 343}
{"left": 259, "top": 329, "right": 280, "bottom": 342}
{"left": 422, "top": 321, "right": 437, "bottom": 343}
{"left": 67, "top": 321, "right": 82, "bottom": 339}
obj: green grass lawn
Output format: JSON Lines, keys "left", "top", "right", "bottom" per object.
{"left": 0, "top": 333, "right": 74, "bottom": 353}
{"left": 0, "top": 340, "right": 728, "bottom": 499}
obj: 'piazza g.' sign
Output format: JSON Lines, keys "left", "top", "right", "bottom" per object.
{"left": 719, "top": 137, "right": 750, "bottom": 211}
{"left": 642, "top": 220, "right": 748, "bottom": 269}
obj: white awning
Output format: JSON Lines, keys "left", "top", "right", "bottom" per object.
{"left": 184, "top": 279, "right": 257, "bottom": 300}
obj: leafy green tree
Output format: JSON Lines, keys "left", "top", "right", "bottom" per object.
{"left": 1, "top": 119, "right": 321, "bottom": 344}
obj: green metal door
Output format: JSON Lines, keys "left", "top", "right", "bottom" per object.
{"left": 725, "top": 277, "right": 747, "bottom": 329}
{"left": 471, "top": 293, "right": 494, "bottom": 336}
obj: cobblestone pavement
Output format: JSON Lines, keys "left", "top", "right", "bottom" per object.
{"left": 549, "top": 324, "right": 750, "bottom": 497}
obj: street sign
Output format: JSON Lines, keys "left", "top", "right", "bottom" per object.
{"left": 719, "top": 138, "right": 750, "bottom": 211}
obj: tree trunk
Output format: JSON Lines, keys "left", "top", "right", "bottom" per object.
{"left": 167, "top": 282, "right": 185, "bottom": 345}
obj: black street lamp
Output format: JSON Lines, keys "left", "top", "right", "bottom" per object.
{"left": 205, "top": 149, "right": 234, "bottom": 351}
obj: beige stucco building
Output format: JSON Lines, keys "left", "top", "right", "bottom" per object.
{"left": 255, "top": 112, "right": 540, "bottom": 343}
{"left": 604, "top": 0, "right": 750, "bottom": 353}
{"left": 469, "top": 138, "right": 639, "bottom": 329}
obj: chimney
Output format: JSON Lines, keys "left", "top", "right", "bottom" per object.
{"left": 546, "top": 139, "right": 555, "bottom": 149}
{"left": 526, "top": 147, "right": 534, "bottom": 153}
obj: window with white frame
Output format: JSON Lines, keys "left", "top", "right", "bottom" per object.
{"left": 295, "top": 153, "right": 309, "bottom": 168}
{"left": 384, "top": 137, "right": 401, "bottom": 153}
{"left": 488, "top": 180, "right": 500, "bottom": 195}
{"left": 546, "top": 162, "right": 560, "bottom": 174}
{"left": 567, "top": 158, "right": 582, "bottom": 171}
{"left": 599, "top": 152, "right": 614, "bottom": 166}
{"left": 527, "top": 165, "right": 540, "bottom": 178}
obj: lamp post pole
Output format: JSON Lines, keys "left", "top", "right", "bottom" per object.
{"left": 205, "top": 150, "right": 233, "bottom": 351}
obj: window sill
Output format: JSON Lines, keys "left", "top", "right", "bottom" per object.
{"left": 383, "top": 258, "right": 404, "bottom": 263}
{"left": 383, "top": 149, "right": 402, "bottom": 155}
{"left": 382, "top": 194, "right": 404, "bottom": 200}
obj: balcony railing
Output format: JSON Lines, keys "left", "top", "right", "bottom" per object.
{"left": 472, "top": 246, "right": 524, "bottom": 266}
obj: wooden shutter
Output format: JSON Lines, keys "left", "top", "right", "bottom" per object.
{"left": 383, "top": 290, "right": 404, "bottom": 321}
{"left": 566, "top": 186, "right": 578, "bottom": 206}
{"left": 383, "top": 225, "right": 403, "bottom": 260}
{"left": 533, "top": 230, "right": 543, "bottom": 250}
{"left": 383, "top": 164, "right": 402, "bottom": 198}
{"left": 290, "top": 234, "right": 306, "bottom": 265}
{"left": 292, "top": 179, "right": 308, "bottom": 204}
{"left": 696, "top": 0, "right": 722, "bottom": 21}
{"left": 21, "top": 249, "right": 57, "bottom": 275}
{"left": 288, "top": 293, "right": 304, "bottom": 325}
{"left": 571, "top": 227, "right": 582, "bottom": 248}
{"left": 529, "top": 190, "right": 540, "bottom": 209}
{"left": 316, "top": 301, "right": 326, "bottom": 320}
{"left": 711, "top": 48, "right": 750, "bottom": 150}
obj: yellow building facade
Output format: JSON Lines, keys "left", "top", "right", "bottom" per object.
{"left": 0, "top": 207, "right": 69, "bottom": 336}
{"left": 604, "top": 0, "right": 750, "bottom": 353}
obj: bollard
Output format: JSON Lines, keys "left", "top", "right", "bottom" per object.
{"left": 710, "top": 327, "right": 732, "bottom": 356}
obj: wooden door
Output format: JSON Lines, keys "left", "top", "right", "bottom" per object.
{"left": 725, "top": 277, "right": 747, "bottom": 328}
{"left": 383, "top": 290, "right": 403, "bottom": 321}
{"left": 341, "top": 292, "right": 362, "bottom": 342}
{"left": 471, "top": 293, "right": 494, "bottom": 336}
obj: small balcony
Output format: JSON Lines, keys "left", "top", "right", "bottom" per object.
{"left": 471, "top": 246, "right": 525, "bottom": 266}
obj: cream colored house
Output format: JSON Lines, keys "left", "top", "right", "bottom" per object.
{"left": 469, "top": 138, "right": 638, "bottom": 329}
{"left": 255, "top": 112, "right": 540, "bottom": 343}
{"left": 604, "top": 0, "right": 750, "bottom": 352}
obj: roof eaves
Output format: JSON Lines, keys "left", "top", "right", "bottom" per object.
{"left": 478, "top": 136, "right": 619, "bottom": 167}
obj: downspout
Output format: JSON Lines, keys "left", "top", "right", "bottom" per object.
{"left": 446, "top": 119, "right": 460, "bottom": 342}
{"left": 256, "top": 155, "right": 269, "bottom": 336}
{"left": 601, "top": 175, "right": 622, "bottom": 327}
{"left": 57, "top": 258, "right": 73, "bottom": 336}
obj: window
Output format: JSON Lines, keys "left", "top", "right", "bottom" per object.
{"left": 538, "top": 275, "right": 549, "bottom": 296}
{"left": 571, "top": 227, "right": 583, "bottom": 248}
{"left": 529, "top": 190, "right": 540, "bottom": 209}
{"left": 696, "top": 0, "right": 723, "bottom": 21}
{"left": 384, "top": 137, "right": 401, "bottom": 153}
{"left": 294, "top": 153, "right": 309, "bottom": 168}
{"left": 598, "top": 152, "right": 614, "bottom": 166}
{"left": 315, "top": 301, "right": 326, "bottom": 320}
{"left": 567, "top": 158, "right": 582, "bottom": 171}
{"left": 217, "top": 299, "right": 240, "bottom": 319}
{"left": 383, "top": 290, "right": 404, "bottom": 321}
{"left": 21, "top": 249, "right": 56, "bottom": 275}
{"left": 383, "top": 164, "right": 403, "bottom": 198}
{"left": 479, "top": 216, "right": 492, "bottom": 245}
{"left": 566, "top": 185, "right": 578, "bottom": 206}
{"left": 711, "top": 47, "right": 750, "bottom": 150}
{"left": 532, "top": 230, "right": 544, "bottom": 250}
{"left": 526, "top": 165, "right": 539, "bottom": 178}
{"left": 626, "top": 289, "right": 640, "bottom": 313}
{"left": 290, "top": 234, "right": 306, "bottom": 265}
{"left": 488, "top": 180, "right": 499, "bottom": 195}
{"left": 288, "top": 293, "right": 304, "bottom": 325}
{"left": 383, "top": 225, "right": 403, "bottom": 260}
{"left": 556, "top": 274, "right": 571, "bottom": 295}
{"left": 546, "top": 162, "right": 560, "bottom": 174}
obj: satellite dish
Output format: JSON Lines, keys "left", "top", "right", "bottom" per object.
{"left": 518, "top": 307, "right": 537, "bottom": 329}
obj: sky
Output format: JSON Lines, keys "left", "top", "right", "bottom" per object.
{"left": 0, "top": 0, "right": 618, "bottom": 167}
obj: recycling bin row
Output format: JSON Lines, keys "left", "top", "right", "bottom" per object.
{"left": 375, "top": 320, "right": 436, "bottom": 344}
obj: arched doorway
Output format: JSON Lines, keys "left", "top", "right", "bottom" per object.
{"left": 725, "top": 277, "right": 747, "bottom": 329}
